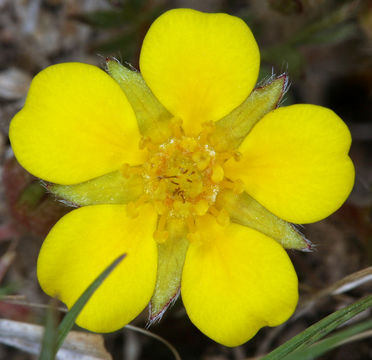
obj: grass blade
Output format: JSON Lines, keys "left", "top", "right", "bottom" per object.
{"left": 262, "top": 294, "right": 372, "bottom": 360}
{"left": 281, "top": 319, "right": 372, "bottom": 360}
{"left": 38, "top": 302, "right": 58, "bottom": 360}
{"left": 54, "top": 253, "right": 126, "bottom": 355}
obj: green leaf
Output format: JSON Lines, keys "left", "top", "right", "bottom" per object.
{"left": 38, "top": 302, "right": 58, "bottom": 360}
{"left": 262, "top": 295, "right": 372, "bottom": 360}
{"left": 281, "top": 318, "right": 372, "bottom": 360}
{"left": 208, "top": 75, "right": 288, "bottom": 152}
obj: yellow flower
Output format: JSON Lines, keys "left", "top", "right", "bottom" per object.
{"left": 9, "top": 9, "right": 354, "bottom": 347}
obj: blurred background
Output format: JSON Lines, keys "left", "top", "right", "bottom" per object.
{"left": 0, "top": 0, "right": 371, "bottom": 359}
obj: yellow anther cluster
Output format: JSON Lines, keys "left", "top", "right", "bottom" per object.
{"left": 138, "top": 130, "right": 245, "bottom": 243}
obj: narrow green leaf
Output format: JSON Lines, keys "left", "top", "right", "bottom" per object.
{"left": 282, "top": 319, "right": 372, "bottom": 360}
{"left": 262, "top": 295, "right": 372, "bottom": 360}
{"left": 55, "top": 253, "right": 126, "bottom": 353}
{"left": 38, "top": 302, "right": 58, "bottom": 360}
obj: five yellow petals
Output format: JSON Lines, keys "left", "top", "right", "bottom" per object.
{"left": 8, "top": 8, "right": 354, "bottom": 347}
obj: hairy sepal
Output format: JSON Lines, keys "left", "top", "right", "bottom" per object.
{"left": 49, "top": 170, "right": 143, "bottom": 206}
{"left": 208, "top": 74, "right": 288, "bottom": 152}
{"left": 106, "top": 58, "right": 172, "bottom": 144}
{"left": 149, "top": 219, "right": 189, "bottom": 324}
{"left": 216, "top": 189, "right": 310, "bottom": 250}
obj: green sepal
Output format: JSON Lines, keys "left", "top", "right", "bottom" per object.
{"left": 149, "top": 219, "right": 189, "bottom": 323}
{"left": 208, "top": 75, "right": 288, "bottom": 152}
{"left": 49, "top": 170, "right": 143, "bottom": 206}
{"left": 216, "top": 189, "right": 310, "bottom": 250}
{"left": 106, "top": 58, "right": 172, "bottom": 144}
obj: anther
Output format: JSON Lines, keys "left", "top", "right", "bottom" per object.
{"left": 170, "top": 117, "right": 183, "bottom": 138}
{"left": 153, "top": 200, "right": 167, "bottom": 215}
{"left": 194, "top": 199, "right": 209, "bottom": 216}
{"left": 233, "top": 151, "right": 242, "bottom": 161}
{"left": 199, "top": 121, "right": 215, "bottom": 143}
{"left": 208, "top": 206, "right": 220, "bottom": 217}
{"left": 180, "top": 137, "right": 197, "bottom": 152}
{"left": 186, "top": 216, "right": 196, "bottom": 233}
{"left": 153, "top": 214, "right": 169, "bottom": 243}
{"left": 217, "top": 208, "right": 230, "bottom": 227}
{"left": 192, "top": 152, "right": 210, "bottom": 171}
{"left": 153, "top": 230, "right": 169, "bottom": 243}
{"left": 211, "top": 164, "right": 224, "bottom": 183}
{"left": 233, "top": 179, "right": 245, "bottom": 194}
{"left": 139, "top": 136, "right": 148, "bottom": 150}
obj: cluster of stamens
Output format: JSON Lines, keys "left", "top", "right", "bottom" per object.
{"left": 125, "top": 120, "right": 244, "bottom": 243}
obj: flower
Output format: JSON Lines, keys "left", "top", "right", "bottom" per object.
{"left": 9, "top": 9, "right": 354, "bottom": 347}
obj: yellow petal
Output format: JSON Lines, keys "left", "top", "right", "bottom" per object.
{"left": 37, "top": 204, "right": 157, "bottom": 332}
{"left": 140, "top": 9, "right": 260, "bottom": 135}
{"left": 181, "top": 215, "right": 298, "bottom": 347}
{"left": 10, "top": 63, "right": 145, "bottom": 185}
{"left": 224, "top": 104, "right": 355, "bottom": 224}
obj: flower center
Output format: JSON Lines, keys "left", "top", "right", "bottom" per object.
{"left": 143, "top": 136, "right": 221, "bottom": 219}
{"left": 126, "top": 122, "right": 244, "bottom": 243}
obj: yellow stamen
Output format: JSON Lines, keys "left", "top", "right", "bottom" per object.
{"left": 194, "top": 199, "right": 209, "bottom": 216}
{"left": 198, "top": 121, "right": 215, "bottom": 143}
{"left": 233, "top": 150, "right": 242, "bottom": 161}
{"left": 192, "top": 152, "right": 210, "bottom": 171}
{"left": 186, "top": 216, "right": 196, "bottom": 233}
{"left": 233, "top": 179, "right": 245, "bottom": 194}
{"left": 180, "top": 137, "right": 197, "bottom": 152}
{"left": 208, "top": 205, "right": 220, "bottom": 217}
{"left": 153, "top": 230, "right": 169, "bottom": 243}
{"left": 153, "top": 200, "right": 167, "bottom": 214}
{"left": 153, "top": 213, "right": 169, "bottom": 243}
{"left": 211, "top": 164, "right": 224, "bottom": 183}
{"left": 217, "top": 208, "right": 230, "bottom": 227}
{"left": 170, "top": 117, "right": 183, "bottom": 137}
